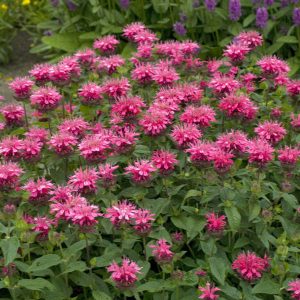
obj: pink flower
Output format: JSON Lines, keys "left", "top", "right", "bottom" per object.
{"left": 9, "top": 77, "right": 34, "bottom": 100}
{"left": 0, "top": 162, "right": 23, "bottom": 190}
{"left": 180, "top": 83, "right": 203, "bottom": 103}
{"left": 254, "top": 121, "right": 286, "bottom": 144}
{"left": 235, "top": 31, "right": 263, "bottom": 49}
{"left": 23, "top": 178, "right": 54, "bottom": 204}
{"left": 171, "top": 231, "right": 184, "bottom": 244}
{"left": 61, "top": 56, "right": 81, "bottom": 78}
{"left": 107, "top": 258, "right": 142, "bottom": 288}
{"left": 152, "top": 63, "right": 180, "bottom": 85}
{"left": 78, "top": 82, "right": 103, "bottom": 105}
{"left": 0, "top": 136, "right": 23, "bottom": 161}
{"left": 232, "top": 252, "right": 270, "bottom": 281}
{"left": 32, "top": 216, "right": 53, "bottom": 238}
{"left": 131, "top": 63, "right": 155, "bottom": 84}
{"left": 149, "top": 239, "right": 174, "bottom": 263}
{"left": 151, "top": 150, "right": 178, "bottom": 174}
{"left": 30, "top": 87, "right": 62, "bottom": 112}
{"left": 96, "top": 55, "right": 125, "bottom": 75}
{"left": 291, "top": 113, "right": 300, "bottom": 130}
{"left": 180, "top": 105, "right": 216, "bottom": 127}
{"left": 93, "top": 35, "right": 119, "bottom": 53}
{"left": 219, "top": 94, "right": 258, "bottom": 120}
{"left": 216, "top": 130, "right": 249, "bottom": 154}
{"left": 48, "top": 132, "right": 77, "bottom": 156}
{"left": 98, "top": 163, "right": 118, "bottom": 187}
{"left": 199, "top": 282, "right": 220, "bottom": 300}
{"left": 257, "top": 56, "right": 290, "bottom": 76}
{"left": 211, "top": 148, "right": 234, "bottom": 173}
{"left": 134, "top": 29, "right": 158, "bottom": 45}
{"left": 155, "top": 86, "right": 184, "bottom": 105}
{"left": 105, "top": 200, "right": 137, "bottom": 227}
{"left": 247, "top": 139, "right": 274, "bottom": 167}
{"left": 278, "top": 146, "right": 300, "bottom": 166}
{"left": 171, "top": 124, "right": 202, "bottom": 148}
{"left": 139, "top": 110, "right": 171, "bottom": 136}
{"left": 270, "top": 107, "right": 282, "bottom": 119}
{"left": 21, "top": 138, "right": 42, "bottom": 161}
{"left": 74, "top": 49, "right": 95, "bottom": 67}
{"left": 29, "top": 63, "right": 51, "bottom": 85}
{"left": 58, "top": 117, "right": 89, "bottom": 137}
{"left": 102, "top": 78, "right": 131, "bottom": 99}
{"left": 287, "top": 80, "right": 300, "bottom": 96}
{"left": 186, "top": 141, "right": 215, "bottom": 166}
{"left": 111, "top": 96, "right": 145, "bottom": 120}
{"left": 125, "top": 160, "right": 156, "bottom": 183}
{"left": 287, "top": 279, "right": 300, "bottom": 300}
{"left": 123, "top": 22, "right": 146, "bottom": 41}
{"left": 132, "top": 208, "right": 155, "bottom": 235}
{"left": 205, "top": 213, "right": 226, "bottom": 234}
{"left": 0, "top": 104, "right": 24, "bottom": 126}
{"left": 135, "top": 44, "right": 153, "bottom": 59}
{"left": 69, "top": 202, "right": 101, "bottom": 227}
{"left": 49, "top": 63, "right": 71, "bottom": 86}
{"left": 50, "top": 185, "right": 73, "bottom": 203}
{"left": 208, "top": 75, "right": 240, "bottom": 95}
{"left": 68, "top": 168, "right": 99, "bottom": 195}
{"left": 25, "top": 128, "right": 48, "bottom": 144}
{"left": 110, "top": 126, "right": 139, "bottom": 154}
{"left": 78, "top": 133, "right": 111, "bottom": 162}
{"left": 223, "top": 43, "right": 250, "bottom": 62}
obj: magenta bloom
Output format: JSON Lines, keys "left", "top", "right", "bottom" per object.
{"left": 180, "top": 105, "right": 216, "bottom": 127}
{"left": 232, "top": 252, "right": 270, "bottom": 281}
{"left": 23, "top": 178, "right": 54, "bottom": 204}
{"left": 25, "top": 128, "right": 48, "bottom": 145}
{"left": 223, "top": 43, "right": 250, "bottom": 62}
{"left": 205, "top": 213, "right": 226, "bottom": 234}
{"left": 29, "top": 63, "right": 51, "bottom": 85}
{"left": 69, "top": 202, "right": 101, "bottom": 227}
{"left": 150, "top": 239, "right": 174, "bottom": 263}
{"left": 134, "top": 29, "right": 158, "bottom": 45}
{"left": 98, "top": 163, "right": 118, "bottom": 187}
{"left": 132, "top": 208, "right": 155, "bottom": 235}
{"left": 235, "top": 31, "right": 263, "bottom": 49}
{"left": 257, "top": 56, "right": 290, "bottom": 76}
{"left": 58, "top": 118, "right": 89, "bottom": 137}
{"left": 151, "top": 150, "right": 178, "bottom": 174}
{"left": 278, "top": 147, "right": 300, "bottom": 167}
{"left": 48, "top": 132, "right": 77, "bottom": 156}
{"left": 111, "top": 96, "right": 145, "bottom": 120}
{"left": 287, "top": 279, "right": 300, "bottom": 300}
{"left": 105, "top": 200, "right": 137, "bottom": 227}
{"left": 74, "top": 48, "right": 95, "bottom": 67}
{"left": 247, "top": 139, "right": 274, "bottom": 167}
{"left": 171, "top": 124, "right": 202, "bottom": 148}
{"left": 96, "top": 55, "right": 125, "bottom": 75}
{"left": 186, "top": 141, "right": 215, "bottom": 166}
{"left": 208, "top": 75, "right": 240, "bottom": 95}
{"left": 49, "top": 63, "right": 72, "bottom": 86}
{"left": 1, "top": 104, "right": 25, "bottom": 126}
{"left": 181, "top": 83, "right": 203, "bottom": 103}
{"left": 254, "top": 121, "right": 286, "bottom": 144}
{"left": 32, "top": 216, "right": 53, "bottom": 238}
{"left": 0, "top": 162, "right": 23, "bottom": 191}
{"left": 216, "top": 130, "right": 249, "bottom": 154}
{"left": 152, "top": 63, "right": 180, "bottom": 86}
{"left": 131, "top": 63, "right": 154, "bottom": 84}
{"left": 123, "top": 22, "right": 146, "bottom": 41}
{"left": 291, "top": 113, "right": 300, "bottom": 130}
{"left": 102, "top": 78, "right": 131, "bottom": 99}
{"left": 211, "top": 148, "right": 234, "bottom": 173}
{"left": 30, "top": 87, "right": 62, "bottom": 112}
{"left": 111, "top": 126, "right": 139, "bottom": 154}
{"left": 107, "top": 258, "right": 141, "bottom": 289}
{"left": 21, "top": 138, "right": 42, "bottom": 161}
{"left": 287, "top": 80, "right": 300, "bottom": 96}
{"left": 0, "top": 136, "right": 23, "bottom": 161}
{"left": 9, "top": 77, "right": 34, "bottom": 100}
{"left": 93, "top": 35, "right": 119, "bottom": 53}
{"left": 199, "top": 282, "right": 220, "bottom": 300}
{"left": 68, "top": 168, "right": 99, "bottom": 195}
{"left": 78, "top": 82, "right": 103, "bottom": 106}
{"left": 125, "top": 160, "right": 156, "bottom": 183}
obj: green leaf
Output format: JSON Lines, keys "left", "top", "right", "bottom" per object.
{"left": 282, "top": 193, "right": 298, "bottom": 209}
{"left": 0, "top": 236, "right": 20, "bottom": 265}
{"left": 277, "top": 36, "right": 298, "bottom": 44}
{"left": 92, "top": 290, "right": 112, "bottom": 300}
{"left": 208, "top": 257, "right": 227, "bottom": 285}
{"left": 137, "top": 280, "right": 164, "bottom": 292}
{"left": 64, "top": 240, "right": 88, "bottom": 257}
{"left": 243, "top": 14, "right": 255, "bottom": 27}
{"left": 151, "top": 0, "right": 169, "bottom": 13}
{"left": 252, "top": 276, "right": 280, "bottom": 294}
{"left": 42, "top": 33, "right": 80, "bottom": 52}
{"left": 137, "top": 261, "right": 150, "bottom": 280}
{"left": 225, "top": 206, "right": 241, "bottom": 231}
{"left": 184, "top": 189, "right": 202, "bottom": 201}
{"left": 62, "top": 261, "right": 87, "bottom": 274}
{"left": 28, "top": 254, "right": 61, "bottom": 273}
{"left": 18, "top": 278, "right": 55, "bottom": 291}
{"left": 266, "top": 42, "right": 284, "bottom": 55}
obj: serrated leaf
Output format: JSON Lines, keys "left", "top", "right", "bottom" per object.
{"left": 208, "top": 257, "right": 227, "bottom": 285}
{"left": 92, "top": 290, "right": 112, "bottom": 300}
{"left": 18, "top": 278, "right": 55, "bottom": 291}
{"left": 0, "top": 236, "right": 20, "bottom": 265}
{"left": 277, "top": 36, "right": 298, "bottom": 44}
{"left": 42, "top": 33, "right": 80, "bottom": 52}
{"left": 28, "top": 254, "right": 61, "bottom": 273}
{"left": 225, "top": 206, "right": 241, "bottom": 231}
{"left": 252, "top": 276, "right": 280, "bottom": 294}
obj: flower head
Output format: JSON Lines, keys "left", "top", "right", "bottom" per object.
{"left": 278, "top": 146, "right": 300, "bottom": 166}
{"left": 151, "top": 150, "right": 178, "bottom": 174}
{"left": 102, "top": 78, "right": 131, "bottom": 99}
{"left": 58, "top": 118, "right": 89, "bottom": 137}
{"left": 257, "top": 56, "right": 290, "bottom": 76}
{"left": 235, "top": 31, "right": 263, "bottom": 49}
{"left": 78, "top": 82, "right": 103, "bottom": 105}
{"left": 186, "top": 141, "right": 215, "bottom": 166}
{"left": 150, "top": 239, "right": 174, "bottom": 263}
{"left": 216, "top": 130, "right": 249, "bottom": 154}
{"left": 205, "top": 213, "right": 226, "bottom": 234}
{"left": 229, "top": 0, "right": 241, "bottom": 21}
{"left": 247, "top": 138, "right": 274, "bottom": 167}
{"left": 9, "top": 77, "right": 34, "bottom": 100}
{"left": 48, "top": 132, "right": 77, "bottom": 156}
{"left": 29, "top": 63, "right": 51, "bottom": 85}
{"left": 0, "top": 136, "right": 23, "bottom": 161}
{"left": 223, "top": 43, "right": 250, "bottom": 62}
{"left": 1, "top": 104, "right": 24, "bottom": 126}
{"left": 0, "top": 162, "right": 23, "bottom": 191}
{"left": 199, "top": 282, "right": 220, "bottom": 300}
{"left": 171, "top": 124, "right": 202, "bottom": 148}
{"left": 132, "top": 208, "right": 155, "bottom": 235}
{"left": 30, "top": 87, "right": 62, "bottom": 112}
{"left": 254, "top": 121, "right": 286, "bottom": 144}
{"left": 256, "top": 7, "right": 268, "bottom": 29}
{"left": 123, "top": 22, "right": 146, "bottom": 41}
{"left": 287, "top": 279, "right": 300, "bottom": 300}
{"left": 180, "top": 105, "right": 216, "bottom": 127}
{"left": 93, "top": 35, "right": 119, "bottom": 53}
{"left": 208, "top": 75, "right": 240, "bottom": 95}
{"left": 25, "top": 128, "right": 48, "bottom": 144}
{"left": 23, "top": 178, "right": 54, "bottom": 204}
{"left": 125, "top": 160, "right": 156, "bottom": 183}
{"left": 98, "top": 163, "right": 118, "bottom": 187}
{"left": 22, "top": 138, "right": 42, "bottom": 161}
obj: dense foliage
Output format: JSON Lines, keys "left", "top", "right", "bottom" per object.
{"left": 1, "top": 22, "right": 300, "bottom": 300}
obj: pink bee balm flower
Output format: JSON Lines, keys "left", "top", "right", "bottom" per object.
{"left": 134, "top": 29, "right": 158, "bottom": 45}
{"left": 211, "top": 148, "right": 234, "bottom": 173}
{"left": 287, "top": 279, "right": 300, "bottom": 300}
{"left": 25, "top": 127, "right": 48, "bottom": 145}
{"left": 107, "top": 258, "right": 142, "bottom": 289}
{"left": 61, "top": 56, "right": 81, "bottom": 78}
{"left": 30, "top": 87, "right": 62, "bottom": 112}
{"left": 291, "top": 113, "right": 300, "bottom": 131}
{"left": 105, "top": 200, "right": 137, "bottom": 227}
{"left": 48, "top": 132, "right": 77, "bottom": 156}
{"left": 198, "top": 282, "right": 220, "bottom": 300}
{"left": 49, "top": 63, "right": 72, "bottom": 86}
{"left": 208, "top": 75, "right": 240, "bottom": 95}
{"left": 123, "top": 22, "right": 146, "bottom": 41}
{"left": 9, "top": 77, "right": 34, "bottom": 100}
{"left": 23, "top": 178, "right": 54, "bottom": 204}
{"left": 68, "top": 168, "right": 99, "bottom": 195}
{"left": 21, "top": 138, "right": 42, "bottom": 161}
{"left": 180, "top": 105, "right": 216, "bottom": 127}
{"left": 125, "top": 160, "right": 156, "bottom": 183}
{"left": 171, "top": 231, "right": 184, "bottom": 244}
{"left": 287, "top": 80, "right": 300, "bottom": 96}
{"left": 223, "top": 43, "right": 250, "bottom": 62}
{"left": 155, "top": 86, "right": 184, "bottom": 105}
{"left": 139, "top": 110, "right": 171, "bottom": 136}
{"left": 78, "top": 82, "right": 103, "bottom": 106}
{"left": 278, "top": 146, "right": 300, "bottom": 166}
{"left": 180, "top": 83, "right": 203, "bottom": 103}
{"left": 74, "top": 48, "right": 95, "bottom": 67}
{"left": 98, "top": 163, "right": 118, "bottom": 187}
{"left": 0, "top": 136, "right": 23, "bottom": 161}
{"left": 102, "top": 78, "right": 131, "bottom": 99}
{"left": 232, "top": 252, "right": 270, "bottom": 281}
{"left": 254, "top": 121, "right": 286, "bottom": 144}
{"left": 235, "top": 31, "right": 263, "bottom": 49}
{"left": 216, "top": 130, "right": 249, "bottom": 154}
{"left": 149, "top": 239, "right": 174, "bottom": 263}
{"left": 0, "top": 104, "right": 24, "bottom": 126}
{"left": 29, "top": 63, "right": 51, "bottom": 85}
{"left": 171, "top": 124, "right": 202, "bottom": 148}
{"left": 58, "top": 117, "right": 89, "bottom": 137}
{"left": 247, "top": 139, "right": 274, "bottom": 167}
{"left": 69, "top": 202, "right": 102, "bottom": 227}
{"left": 111, "top": 126, "right": 139, "bottom": 154}
{"left": 131, "top": 63, "right": 155, "bottom": 84}
{"left": 152, "top": 63, "right": 180, "bottom": 86}
{"left": 93, "top": 35, "right": 119, "bottom": 53}
{"left": 151, "top": 150, "right": 178, "bottom": 174}
{"left": 186, "top": 141, "right": 215, "bottom": 167}
{"left": 132, "top": 208, "right": 155, "bottom": 235}
{"left": 0, "top": 162, "right": 23, "bottom": 191}
{"left": 50, "top": 185, "right": 73, "bottom": 203}
{"left": 270, "top": 107, "right": 282, "bottom": 119}
{"left": 257, "top": 56, "right": 290, "bottom": 76}
{"left": 205, "top": 213, "right": 226, "bottom": 234}
{"left": 96, "top": 55, "right": 125, "bottom": 75}
{"left": 32, "top": 216, "right": 53, "bottom": 238}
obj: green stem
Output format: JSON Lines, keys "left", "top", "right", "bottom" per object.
{"left": 84, "top": 234, "right": 92, "bottom": 275}
{"left": 23, "top": 102, "right": 29, "bottom": 128}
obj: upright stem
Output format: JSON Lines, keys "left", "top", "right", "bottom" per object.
{"left": 48, "top": 118, "right": 52, "bottom": 135}
{"left": 84, "top": 234, "right": 92, "bottom": 275}
{"left": 23, "top": 102, "right": 29, "bottom": 128}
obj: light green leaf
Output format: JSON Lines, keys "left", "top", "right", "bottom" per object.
{"left": 42, "top": 33, "right": 80, "bottom": 52}
{"left": 0, "top": 236, "right": 20, "bottom": 265}
{"left": 28, "top": 254, "right": 61, "bottom": 273}
{"left": 92, "top": 290, "right": 112, "bottom": 300}
{"left": 252, "top": 276, "right": 280, "bottom": 294}
{"left": 277, "top": 36, "right": 298, "bottom": 44}
{"left": 18, "top": 278, "right": 55, "bottom": 291}
{"left": 225, "top": 206, "right": 241, "bottom": 231}
{"left": 208, "top": 257, "right": 227, "bottom": 285}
